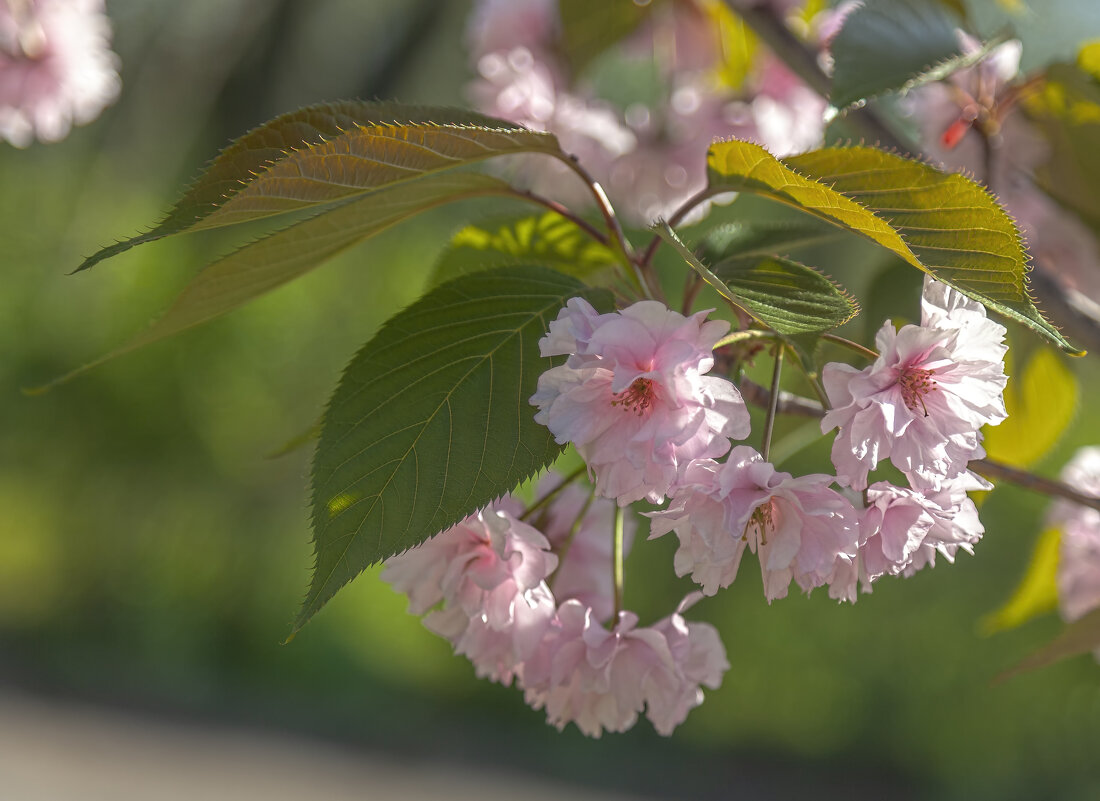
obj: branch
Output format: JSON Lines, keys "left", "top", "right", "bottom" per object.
{"left": 738, "top": 377, "right": 1100, "bottom": 513}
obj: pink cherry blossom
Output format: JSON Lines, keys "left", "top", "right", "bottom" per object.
{"left": 521, "top": 597, "right": 728, "bottom": 737}
{"left": 531, "top": 300, "right": 750, "bottom": 505}
{"left": 648, "top": 446, "right": 860, "bottom": 601}
{"left": 381, "top": 506, "right": 558, "bottom": 684}
{"left": 1050, "top": 447, "right": 1100, "bottom": 624}
{"left": 0, "top": 0, "right": 120, "bottom": 147}
{"left": 822, "top": 279, "right": 1007, "bottom": 490}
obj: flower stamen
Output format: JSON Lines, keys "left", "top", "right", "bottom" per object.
{"left": 611, "top": 377, "right": 656, "bottom": 416}
{"left": 899, "top": 366, "right": 937, "bottom": 417}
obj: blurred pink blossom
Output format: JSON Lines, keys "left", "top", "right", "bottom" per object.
{"left": 648, "top": 446, "right": 860, "bottom": 602}
{"left": 1050, "top": 447, "right": 1100, "bottom": 624}
{"left": 0, "top": 0, "right": 120, "bottom": 147}
{"left": 531, "top": 299, "right": 750, "bottom": 505}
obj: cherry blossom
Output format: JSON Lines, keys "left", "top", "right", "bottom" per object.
{"left": 0, "top": 0, "right": 120, "bottom": 147}
{"left": 531, "top": 300, "right": 750, "bottom": 505}
{"left": 1050, "top": 447, "right": 1100, "bottom": 624}
{"left": 648, "top": 446, "right": 860, "bottom": 602}
{"left": 521, "top": 597, "right": 728, "bottom": 737}
{"left": 822, "top": 279, "right": 1007, "bottom": 491}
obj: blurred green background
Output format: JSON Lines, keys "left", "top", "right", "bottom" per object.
{"left": 2, "top": 1, "right": 1099, "bottom": 798}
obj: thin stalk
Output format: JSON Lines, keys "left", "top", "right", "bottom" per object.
{"left": 612, "top": 504, "right": 625, "bottom": 623}
{"left": 520, "top": 464, "right": 587, "bottom": 522}
{"left": 761, "top": 345, "right": 784, "bottom": 462}
{"left": 548, "top": 489, "right": 596, "bottom": 592}
{"left": 681, "top": 272, "right": 704, "bottom": 315}
{"left": 511, "top": 188, "right": 610, "bottom": 247}
{"left": 821, "top": 333, "right": 879, "bottom": 361}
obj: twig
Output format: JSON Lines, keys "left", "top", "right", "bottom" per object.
{"left": 511, "top": 189, "right": 610, "bottom": 247}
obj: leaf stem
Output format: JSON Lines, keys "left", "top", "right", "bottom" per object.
{"left": 821, "top": 332, "right": 879, "bottom": 361}
{"left": 639, "top": 187, "right": 717, "bottom": 271}
{"left": 520, "top": 463, "right": 587, "bottom": 522}
{"left": 548, "top": 488, "right": 596, "bottom": 592}
{"left": 510, "top": 188, "right": 610, "bottom": 247}
{"left": 761, "top": 345, "right": 784, "bottom": 462}
{"left": 714, "top": 328, "right": 777, "bottom": 349}
{"left": 612, "top": 504, "right": 625, "bottom": 623}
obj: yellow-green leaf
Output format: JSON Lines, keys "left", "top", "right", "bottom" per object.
{"left": 981, "top": 526, "right": 1061, "bottom": 635}
{"left": 984, "top": 347, "right": 1078, "bottom": 468}
{"left": 706, "top": 141, "right": 1080, "bottom": 353}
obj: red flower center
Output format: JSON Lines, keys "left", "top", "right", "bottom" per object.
{"left": 611, "top": 378, "right": 656, "bottom": 416}
{"left": 899, "top": 366, "right": 937, "bottom": 416}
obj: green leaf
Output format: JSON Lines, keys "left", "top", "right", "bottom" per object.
{"left": 998, "top": 606, "right": 1100, "bottom": 681}
{"left": 558, "top": 0, "right": 654, "bottom": 75}
{"left": 983, "top": 347, "right": 1078, "bottom": 468}
{"left": 981, "top": 526, "right": 1061, "bottom": 635}
{"left": 33, "top": 174, "right": 514, "bottom": 392}
{"left": 653, "top": 221, "right": 858, "bottom": 335}
{"left": 706, "top": 141, "right": 1080, "bottom": 353}
{"left": 428, "top": 210, "right": 620, "bottom": 289}
{"left": 697, "top": 219, "right": 846, "bottom": 264}
{"left": 965, "top": 0, "right": 1100, "bottom": 73}
{"left": 78, "top": 101, "right": 558, "bottom": 272}
{"left": 831, "top": 0, "right": 964, "bottom": 107}
{"left": 298, "top": 266, "right": 613, "bottom": 631}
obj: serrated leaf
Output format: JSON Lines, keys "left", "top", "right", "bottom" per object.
{"left": 427, "top": 210, "right": 620, "bottom": 289}
{"left": 698, "top": 219, "right": 845, "bottom": 264}
{"left": 983, "top": 347, "right": 1078, "bottom": 468}
{"left": 298, "top": 266, "right": 613, "bottom": 631}
{"left": 830, "top": 0, "right": 969, "bottom": 108}
{"left": 706, "top": 141, "right": 1080, "bottom": 353}
{"left": 981, "top": 526, "right": 1061, "bottom": 635}
{"left": 653, "top": 221, "right": 857, "bottom": 334}
{"left": 998, "top": 605, "right": 1100, "bottom": 681}
{"left": 78, "top": 102, "right": 557, "bottom": 272}
{"left": 33, "top": 174, "right": 514, "bottom": 392}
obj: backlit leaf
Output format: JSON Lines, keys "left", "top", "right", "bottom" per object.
{"left": 981, "top": 526, "right": 1061, "bottom": 634}
{"left": 428, "top": 210, "right": 620, "bottom": 289}
{"left": 983, "top": 347, "right": 1078, "bottom": 468}
{"left": 706, "top": 141, "right": 1079, "bottom": 353}
{"left": 78, "top": 102, "right": 557, "bottom": 271}
{"left": 298, "top": 266, "right": 613, "bottom": 631}
{"left": 35, "top": 174, "right": 514, "bottom": 391}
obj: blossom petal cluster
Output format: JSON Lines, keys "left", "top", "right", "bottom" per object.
{"left": 0, "top": 0, "right": 121, "bottom": 147}
{"left": 531, "top": 298, "right": 750, "bottom": 505}
{"left": 382, "top": 478, "right": 728, "bottom": 737}
{"left": 822, "top": 277, "right": 1007, "bottom": 491}
{"left": 648, "top": 446, "right": 860, "bottom": 602}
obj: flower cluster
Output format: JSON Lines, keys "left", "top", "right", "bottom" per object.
{"left": 382, "top": 477, "right": 728, "bottom": 737}
{"left": 0, "top": 0, "right": 121, "bottom": 147}
{"left": 464, "top": 0, "right": 831, "bottom": 223}
{"left": 384, "top": 276, "right": 1008, "bottom": 735}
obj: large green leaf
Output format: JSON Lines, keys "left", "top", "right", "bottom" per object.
{"left": 299, "top": 266, "right": 613, "bottom": 631}
{"left": 33, "top": 174, "right": 514, "bottom": 392}
{"left": 653, "top": 222, "right": 858, "bottom": 335}
{"left": 983, "top": 347, "right": 1078, "bottom": 468}
{"left": 78, "top": 102, "right": 556, "bottom": 272}
{"left": 427, "top": 210, "right": 620, "bottom": 289}
{"left": 706, "top": 141, "right": 1079, "bottom": 353}
{"left": 830, "top": 0, "right": 969, "bottom": 108}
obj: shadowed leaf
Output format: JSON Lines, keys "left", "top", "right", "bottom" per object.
{"left": 299, "top": 266, "right": 613, "bottom": 631}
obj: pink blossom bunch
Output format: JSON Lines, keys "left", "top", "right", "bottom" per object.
{"left": 380, "top": 505, "right": 558, "bottom": 684}
{"left": 0, "top": 0, "right": 120, "bottom": 147}
{"left": 822, "top": 277, "right": 1007, "bottom": 491}
{"left": 465, "top": 0, "right": 827, "bottom": 223}
{"left": 522, "top": 597, "right": 727, "bottom": 737}
{"left": 382, "top": 479, "right": 728, "bottom": 736}
{"left": 530, "top": 298, "right": 751, "bottom": 505}
{"left": 1049, "top": 447, "right": 1100, "bottom": 626}
{"left": 648, "top": 446, "right": 860, "bottom": 601}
